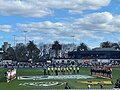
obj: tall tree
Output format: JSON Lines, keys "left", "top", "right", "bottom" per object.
{"left": 77, "top": 43, "right": 89, "bottom": 51}
{"left": 3, "top": 47, "right": 16, "bottom": 60}
{"left": 52, "top": 41, "right": 62, "bottom": 58}
{"left": 100, "top": 41, "right": 112, "bottom": 48}
{"left": 27, "top": 41, "right": 40, "bottom": 62}
{"left": 15, "top": 43, "right": 27, "bottom": 62}
{"left": 111, "top": 43, "right": 120, "bottom": 50}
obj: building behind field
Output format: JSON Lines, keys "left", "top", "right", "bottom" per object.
{"left": 68, "top": 48, "right": 120, "bottom": 65}
{"left": 68, "top": 48, "right": 120, "bottom": 59}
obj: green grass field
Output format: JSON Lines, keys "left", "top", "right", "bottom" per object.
{"left": 0, "top": 67, "right": 120, "bottom": 90}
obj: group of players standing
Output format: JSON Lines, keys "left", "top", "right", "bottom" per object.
{"left": 43, "top": 66, "right": 113, "bottom": 78}
{"left": 43, "top": 67, "right": 80, "bottom": 75}
{"left": 90, "top": 66, "right": 112, "bottom": 79}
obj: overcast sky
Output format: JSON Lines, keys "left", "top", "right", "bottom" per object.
{"left": 0, "top": 0, "right": 120, "bottom": 48}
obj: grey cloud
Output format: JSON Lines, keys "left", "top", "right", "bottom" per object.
{"left": 16, "top": 11, "right": 120, "bottom": 43}
{"left": 0, "top": 0, "right": 111, "bottom": 17}
{"left": 73, "top": 12, "right": 120, "bottom": 33}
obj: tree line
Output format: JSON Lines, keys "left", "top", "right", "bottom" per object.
{"left": 2, "top": 41, "right": 120, "bottom": 62}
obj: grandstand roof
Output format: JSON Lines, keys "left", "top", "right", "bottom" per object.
{"left": 92, "top": 48, "right": 116, "bottom": 51}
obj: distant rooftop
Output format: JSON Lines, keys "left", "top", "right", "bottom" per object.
{"left": 92, "top": 48, "right": 116, "bottom": 51}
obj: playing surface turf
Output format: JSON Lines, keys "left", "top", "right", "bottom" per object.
{"left": 0, "top": 67, "right": 120, "bottom": 90}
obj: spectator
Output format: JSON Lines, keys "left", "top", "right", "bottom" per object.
{"left": 100, "top": 84, "right": 103, "bottom": 89}
{"left": 114, "top": 79, "right": 120, "bottom": 88}
{"left": 64, "top": 82, "right": 71, "bottom": 89}
{"left": 87, "top": 84, "right": 91, "bottom": 89}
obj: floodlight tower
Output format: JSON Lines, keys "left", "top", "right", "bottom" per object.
{"left": 23, "top": 30, "right": 27, "bottom": 45}
{"left": 13, "top": 35, "right": 16, "bottom": 47}
{"left": 71, "top": 35, "right": 75, "bottom": 45}
{"left": 71, "top": 24, "right": 75, "bottom": 45}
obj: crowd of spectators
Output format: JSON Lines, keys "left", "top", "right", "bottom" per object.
{"left": 0, "top": 59, "right": 120, "bottom": 68}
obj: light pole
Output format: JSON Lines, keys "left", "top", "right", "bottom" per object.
{"left": 71, "top": 35, "right": 75, "bottom": 45}
{"left": 13, "top": 35, "right": 16, "bottom": 47}
{"left": 23, "top": 30, "right": 27, "bottom": 45}
{"left": 71, "top": 24, "right": 75, "bottom": 45}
